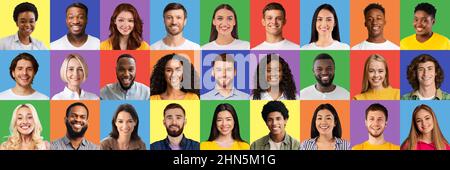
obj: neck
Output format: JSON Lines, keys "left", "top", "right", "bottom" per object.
{"left": 315, "top": 83, "right": 336, "bottom": 93}
{"left": 316, "top": 34, "right": 334, "bottom": 47}
{"left": 117, "top": 135, "right": 131, "bottom": 149}
{"left": 168, "top": 134, "right": 184, "bottom": 147}
{"left": 367, "top": 35, "right": 386, "bottom": 43}
{"left": 67, "top": 33, "right": 88, "bottom": 47}
{"left": 420, "top": 133, "right": 432, "bottom": 143}
{"left": 416, "top": 32, "right": 433, "bottom": 43}
{"left": 67, "top": 134, "right": 83, "bottom": 149}
{"left": 267, "top": 87, "right": 282, "bottom": 100}
{"left": 265, "top": 33, "right": 283, "bottom": 43}
{"left": 371, "top": 85, "right": 385, "bottom": 91}
{"left": 17, "top": 32, "right": 31, "bottom": 45}
{"left": 317, "top": 134, "right": 334, "bottom": 143}
{"left": 368, "top": 134, "right": 385, "bottom": 145}
{"left": 418, "top": 85, "right": 436, "bottom": 98}
{"left": 67, "top": 85, "right": 81, "bottom": 95}
{"left": 119, "top": 35, "right": 129, "bottom": 50}
{"left": 21, "top": 134, "right": 33, "bottom": 143}
{"left": 215, "top": 34, "right": 234, "bottom": 45}
{"left": 216, "top": 134, "right": 234, "bottom": 143}
{"left": 164, "top": 33, "right": 185, "bottom": 47}
{"left": 270, "top": 131, "right": 285, "bottom": 143}
{"left": 12, "top": 85, "right": 34, "bottom": 96}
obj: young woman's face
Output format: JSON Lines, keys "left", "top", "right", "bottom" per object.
{"left": 115, "top": 111, "right": 136, "bottom": 137}
{"left": 115, "top": 11, "right": 134, "bottom": 36}
{"left": 415, "top": 109, "right": 434, "bottom": 135}
{"left": 213, "top": 9, "right": 236, "bottom": 37}
{"left": 417, "top": 61, "right": 436, "bottom": 88}
{"left": 66, "top": 58, "right": 84, "bottom": 88}
{"left": 164, "top": 59, "right": 183, "bottom": 90}
{"left": 216, "top": 110, "right": 234, "bottom": 137}
{"left": 368, "top": 60, "right": 386, "bottom": 90}
{"left": 15, "top": 107, "right": 35, "bottom": 136}
{"left": 315, "top": 109, "right": 336, "bottom": 136}
{"left": 413, "top": 10, "right": 434, "bottom": 36}
{"left": 16, "top": 11, "right": 36, "bottom": 37}
{"left": 316, "top": 9, "right": 335, "bottom": 37}
{"left": 266, "top": 60, "right": 282, "bottom": 87}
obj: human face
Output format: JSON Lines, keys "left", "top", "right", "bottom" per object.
{"left": 415, "top": 109, "right": 434, "bottom": 135}
{"left": 15, "top": 107, "right": 35, "bottom": 136}
{"left": 365, "top": 110, "right": 387, "bottom": 138}
{"left": 16, "top": 11, "right": 36, "bottom": 38}
{"left": 261, "top": 10, "right": 285, "bottom": 36}
{"left": 164, "top": 9, "right": 186, "bottom": 36}
{"left": 313, "top": 59, "right": 335, "bottom": 87}
{"left": 164, "top": 59, "right": 183, "bottom": 90}
{"left": 66, "top": 58, "right": 84, "bottom": 88}
{"left": 266, "top": 111, "right": 286, "bottom": 136}
{"left": 66, "top": 7, "right": 87, "bottom": 36}
{"left": 116, "top": 57, "right": 136, "bottom": 90}
{"left": 212, "top": 60, "right": 235, "bottom": 89}
{"left": 315, "top": 109, "right": 335, "bottom": 136}
{"left": 365, "top": 9, "right": 386, "bottom": 38}
{"left": 67, "top": 105, "right": 88, "bottom": 134}
{"left": 12, "top": 59, "right": 35, "bottom": 88}
{"left": 316, "top": 9, "right": 335, "bottom": 37}
{"left": 266, "top": 60, "right": 282, "bottom": 87}
{"left": 216, "top": 110, "right": 234, "bottom": 137}
{"left": 163, "top": 108, "right": 186, "bottom": 137}
{"left": 115, "top": 11, "right": 134, "bottom": 36}
{"left": 413, "top": 10, "right": 434, "bottom": 36}
{"left": 417, "top": 61, "right": 436, "bottom": 88}
{"left": 367, "top": 60, "right": 386, "bottom": 90}
{"left": 213, "top": 9, "right": 235, "bottom": 37}
{"left": 115, "top": 111, "right": 136, "bottom": 137}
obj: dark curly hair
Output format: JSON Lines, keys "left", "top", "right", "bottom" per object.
{"left": 252, "top": 54, "right": 297, "bottom": 100}
{"left": 108, "top": 3, "right": 143, "bottom": 50}
{"left": 13, "top": 2, "right": 38, "bottom": 23}
{"left": 406, "top": 54, "right": 444, "bottom": 91}
{"left": 150, "top": 53, "right": 200, "bottom": 97}
{"left": 414, "top": 2, "right": 436, "bottom": 19}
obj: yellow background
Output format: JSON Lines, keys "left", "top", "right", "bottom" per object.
{"left": 0, "top": 0, "right": 50, "bottom": 49}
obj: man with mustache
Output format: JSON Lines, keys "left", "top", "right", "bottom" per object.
{"left": 151, "top": 103, "right": 199, "bottom": 150}
{"left": 150, "top": 3, "right": 200, "bottom": 50}
{"left": 300, "top": 53, "right": 349, "bottom": 100}
{"left": 51, "top": 102, "right": 98, "bottom": 150}
{"left": 352, "top": 103, "right": 399, "bottom": 150}
{"left": 51, "top": 2, "right": 100, "bottom": 50}
{"left": 201, "top": 53, "right": 249, "bottom": 100}
{"left": 100, "top": 54, "right": 150, "bottom": 100}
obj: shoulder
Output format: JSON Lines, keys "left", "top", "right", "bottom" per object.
{"left": 87, "top": 35, "right": 101, "bottom": 42}
{"left": 236, "top": 141, "right": 250, "bottom": 149}
{"left": 0, "top": 89, "right": 13, "bottom": 98}
{"left": 50, "top": 35, "right": 67, "bottom": 48}
{"left": 351, "top": 142, "right": 364, "bottom": 150}
{"left": 433, "top": 32, "right": 450, "bottom": 40}
{"left": 150, "top": 40, "right": 163, "bottom": 49}
{"left": 185, "top": 92, "right": 199, "bottom": 100}
{"left": 336, "top": 138, "right": 351, "bottom": 149}
{"left": 33, "top": 91, "right": 49, "bottom": 100}
{"left": 183, "top": 39, "right": 200, "bottom": 49}
{"left": 32, "top": 38, "right": 47, "bottom": 50}
{"left": 351, "top": 41, "right": 365, "bottom": 50}
{"left": 335, "top": 85, "right": 350, "bottom": 93}
{"left": 83, "top": 90, "right": 100, "bottom": 100}
{"left": 334, "top": 41, "right": 350, "bottom": 49}
{"left": 100, "top": 39, "right": 112, "bottom": 50}
{"left": 201, "top": 41, "right": 215, "bottom": 49}
{"left": 353, "top": 93, "right": 364, "bottom": 100}
{"left": 138, "top": 41, "right": 150, "bottom": 50}
{"left": 400, "top": 34, "right": 416, "bottom": 45}
{"left": 150, "top": 94, "right": 161, "bottom": 100}
{"left": 300, "top": 43, "right": 315, "bottom": 49}
{"left": 51, "top": 91, "right": 65, "bottom": 100}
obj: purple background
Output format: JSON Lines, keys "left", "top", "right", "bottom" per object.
{"left": 50, "top": 51, "right": 100, "bottom": 98}
{"left": 350, "top": 101, "right": 400, "bottom": 147}
{"left": 249, "top": 50, "right": 300, "bottom": 94}
{"left": 99, "top": 0, "right": 150, "bottom": 43}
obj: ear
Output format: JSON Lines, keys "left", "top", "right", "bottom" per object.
{"left": 432, "top": 18, "right": 435, "bottom": 25}
{"left": 261, "top": 18, "right": 265, "bottom": 27}
{"left": 184, "top": 18, "right": 187, "bottom": 26}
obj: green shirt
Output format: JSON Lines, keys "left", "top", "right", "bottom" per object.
{"left": 401, "top": 88, "right": 450, "bottom": 100}
{"left": 250, "top": 133, "right": 300, "bottom": 150}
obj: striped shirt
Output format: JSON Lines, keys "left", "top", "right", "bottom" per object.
{"left": 300, "top": 137, "right": 350, "bottom": 150}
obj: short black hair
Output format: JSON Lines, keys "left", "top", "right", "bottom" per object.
{"left": 116, "top": 53, "right": 136, "bottom": 64}
{"left": 14, "top": 2, "right": 38, "bottom": 22}
{"left": 261, "top": 101, "right": 289, "bottom": 122}
{"left": 9, "top": 53, "right": 39, "bottom": 81}
{"left": 414, "top": 2, "right": 436, "bottom": 19}
{"left": 365, "top": 103, "right": 388, "bottom": 121}
{"left": 66, "top": 2, "right": 88, "bottom": 17}
{"left": 364, "top": 3, "right": 385, "bottom": 17}
{"left": 313, "top": 53, "right": 335, "bottom": 66}
{"left": 262, "top": 2, "right": 285, "bottom": 19}
{"left": 65, "top": 102, "right": 89, "bottom": 119}
{"left": 164, "top": 2, "right": 187, "bottom": 18}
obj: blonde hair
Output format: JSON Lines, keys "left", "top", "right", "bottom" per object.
{"left": 0, "top": 104, "right": 46, "bottom": 150}
{"left": 401, "top": 104, "right": 449, "bottom": 150}
{"left": 361, "top": 54, "right": 390, "bottom": 93}
{"left": 60, "top": 54, "right": 88, "bottom": 84}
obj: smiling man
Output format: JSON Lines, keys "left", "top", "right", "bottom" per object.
{"left": 100, "top": 54, "right": 150, "bottom": 100}
{"left": 51, "top": 2, "right": 100, "bottom": 50}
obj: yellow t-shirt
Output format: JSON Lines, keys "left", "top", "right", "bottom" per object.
{"left": 400, "top": 32, "right": 450, "bottom": 50}
{"left": 100, "top": 38, "right": 150, "bottom": 50}
{"left": 200, "top": 141, "right": 250, "bottom": 150}
{"left": 353, "top": 87, "right": 400, "bottom": 100}
{"left": 352, "top": 141, "right": 400, "bottom": 150}
{"left": 150, "top": 92, "right": 199, "bottom": 100}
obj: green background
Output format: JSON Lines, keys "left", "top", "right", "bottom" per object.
{"left": 200, "top": 100, "right": 250, "bottom": 143}
{"left": 200, "top": 0, "right": 250, "bottom": 45}
{"left": 400, "top": 0, "right": 450, "bottom": 39}
{"left": 300, "top": 50, "right": 350, "bottom": 90}
{"left": 0, "top": 101, "right": 50, "bottom": 144}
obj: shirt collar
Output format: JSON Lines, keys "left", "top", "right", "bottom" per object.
{"left": 262, "top": 133, "right": 291, "bottom": 146}
{"left": 13, "top": 32, "right": 35, "bottom": 44}
{"left": 164, "top": 134, "right": 187, "bottom": 148}
{"left": 411, "top": 88, "right": 444, "bottom": 100}
{"left": 62, "top": 135, "right": 87, "bottom": 148}
{"left": 212, "top": 88, "right": 237, "bottom": 97}
{"left": 63, "top": 86, "right": 86, "bottom": 98}
{"left": 115, "top": 82, "right": 136, "bottom": 93}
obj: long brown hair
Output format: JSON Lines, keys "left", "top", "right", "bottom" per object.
{"left": 108, "top": 3, "right": 143, "bottom": 50}
{"left": 209, "top": 4, "right": 238, "bottom": 42}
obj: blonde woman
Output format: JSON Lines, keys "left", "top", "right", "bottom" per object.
{"left": 354, "top": 54, "right": 400, "bottom": 100}
{"left": 0, "top": 104, "right": 49, "bottom": 150}
{"left": 52, "top": 54, "right": 99, "bottom": 100}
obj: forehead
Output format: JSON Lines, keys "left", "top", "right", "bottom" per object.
{"left": 369, "top": 60, "right": 385, "bottom": 68}
{"left": 69, "top": 105, "right": 88, "bottom": 116}
{"left": 314, "top": 59, "right": 334, "bottom": 67}
{"left": 416, "top": 109, "right": 432, "bottom": 118}
{"left": 418, "top": 61, "right": 435, "bottom": 68}
{"left": 366, "top": 8, "right": 384, "bottom": 16}
{"left": 16, "top": 59, "right": 33, "bottom": 67}
{"left": 165, "top": 108, "right": 184, "bottom": 116}
{"left": 68, "top": 58, "right": 82, "bottom": 65}
{"left": 414, "top": 10, "right": 432, "bottom": 18}
{"left": 17, "top": 106, "right": 32, "bottom": 114}
{"left": 117, "top": 11, "right": 133, "bottom": 18}
{"left": 267, "top": 111, "right": 283, "bottom": 118}
{"left": 18, "top": 11, "right": 35, "bottom": 18}
{"left": 367, "top": 110, "right": 386, "bottom": 118}
{"left": 218, "top": 110, "right": 232, "bottom": 118}
{"left": 166, "top": 59, "right": 182, "bottom": 68}
{"left": 318, "top": 9, "right": 333, "bottom": 17}
{"left": 213, "top": 60, "right": 234, "bottom": 68}
{"left": 264, "top": 9, "right": 284, "bottom": 17}
{"left": 67, "top": 7, "right": 86, "bottom": 14}
{"left": 165, "top": 9, "right": 185, "bottom": 16}
{"left": 216, "top": 9, "right": 234, "bottom": 16}
{"left": 117, "top": 57, "right": 136, "bottom": 66}
{"left": 117, "top": 111, "right": 132, "bottom": 119}
{"left": 317, "top": 109, "right": 333, "bottom": 117}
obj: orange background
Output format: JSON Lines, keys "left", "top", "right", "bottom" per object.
{"left": 350, "top": 50, "right": 400, "bottom": 99}
{"left": 250, "top": 0, "right": 300, "bottom": 48}
{"left": 349, "top": 0, "right": 400, "bottom": 47}
{"left": 149, "top": 50, "right": 201, "bottom": 85}
{"left": 50, "top": 100, "right": 100, "bottom": 144}
{"left": 300, "top": 100, "right": 350, "bottom": 142}
{"left": 100, "top": 50, "right": 150, "bottom": 88}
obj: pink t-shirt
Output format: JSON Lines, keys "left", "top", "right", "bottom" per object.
{"left": 416, "top": 141, "right": 450, "bottom": 150}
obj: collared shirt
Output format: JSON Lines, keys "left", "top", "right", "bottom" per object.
{"left": 51, "top": 135, "right": 99, "bottom": 150}
{"left": 100, "top": 82, "right": 150, "bottom": 100}
{"left": 401, "top": 88, "right": 450, "bottom": 100}
{"left": 0, "top": 33, "right": 47, "bottom": 50}
{"left": 201, "top": 88, "right": 249, "bottom": 100}
{"left": 52, "top": 86, "right": 99, "bottom": 100}
{"left": 150, "top": 135, "right": 199, "bottom": 150}
{"left": 250, "top": 133, "right": 300, "bottom": 150}
{"left": 100, "top": 136, "right": 146, "bottom": 150}
{"left": 300, "top": 137, "right": 350, "bottom": 150}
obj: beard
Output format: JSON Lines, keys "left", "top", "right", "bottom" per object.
{"left": 315, "top": 74, "right": 334, "bottom": 87}
{"left": 165, "top": 24, "right": 184, "bottom": 36}
{"left": 369, "top": 129, "right": 383, "bottom": 138}
{"left": 65, "top": 119, "right": 88, "bottom": 139}
{"left": 166, "top": 125, "right": 184, "bottom": 137}
{"left": 117, "top": 75, "right": 135, "bottom": 91}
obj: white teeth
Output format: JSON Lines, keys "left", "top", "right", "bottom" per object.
{"left": 416, "top": 28, "right": 424, "bottom": 31}
{"left": 321, "top": 76, "right": 329, "bottom": 81}
{"left": 74, "top": 124, "right": 82, "bottom": 128}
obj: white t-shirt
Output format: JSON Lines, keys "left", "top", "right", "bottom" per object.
{"left": 301, "top": 40, "right": 350, "bottom": 50}
{"left": 351, "top": 40, "right": 399, "bottom": 50}
{"left": 268, "top": 138, "right": 282, "bottom": 150}
{"left": 51, "top": 34, "right": 100, "bottom": 50}
{"left": 252, "top": 39, "right": 300, "bottom": 50}
{"left": 0, "top": 89, "right": 49, "bottom": 100}
{"left": 202, "top": 39, "right": 250, "bottom": 50}
{"left": 299, "top": 84, "right": 349, "bottom": 100}
{"left": 150, "top": 38, "right": 200, "bottom": 50}
{"left": 51, "top": 86, "right": 99, "bottom": 100}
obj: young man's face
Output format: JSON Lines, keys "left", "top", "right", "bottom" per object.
{"left": 164, "top": 9, "right": 186, "bottom": 36}
{"left": 313, "top": 59, "right": 335, "bottom": 87}
{"left": 365, "top": 8, "right": 386, "bottom": 38}
{"left": 212, "top": 60, "right": 235, "bottom": 89}
{"left": 12, "top": 59, "right": 35, "bottom": 88}
{"left": 163, "top": 108, "right": 186, "bottom": 137}
{"left": 266, "top": 111, "right": 287, "bottom": 136}
{"left": 413, "top": 10, "right": 434, "bottom": 36}
{"left": 65, "top": 105, "right": 88, "bottom": 138}
{"left": 417, "top": 61, "right": 436, "bottom": 88}
{"left": 365, "top": 110, "right": 387, "bottom": 138}
{"left": 261, "top": 10, "right": 285, "bottom": 36}
{"left": 116, "top": 57, "right": 136, "bottom": 90}
{"left": 66, "top": 7, "right": 87, "bottom": 36}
